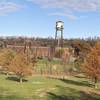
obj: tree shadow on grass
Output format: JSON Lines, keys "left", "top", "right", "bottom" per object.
{"left": 47, "top": 92, "right": 69, "bottom": 100}
{"left": 60, "top": 78, "right": 94, "bottom": 88}
{"left": 0, "top": 95, "right": 25, "bottom": 100}
{"left": 6, "top": 76, "right": 28, "bottom": 82}
{"left": 75, "top": 75, "right": 87, "bottom": 79}
{"left": 47, "top": 86, "right": 100, "bottom": 100}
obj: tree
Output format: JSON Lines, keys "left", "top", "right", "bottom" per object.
{"left": 9, "top": 53, "right": 33, "bottom": 83}
{"left": 0, "top": 48, "right": 15, "bottom": 75}
{"left": 55, "top": 48, "right": 64, "bottom": 58}
{"left": 71, "top": 40, "right": 91, "bottom": 58}
{"left": 82, "top": 42, "right": 100, "bottom": 88}
{"left": 71, "top": 40, "right": 91, "bottom": 72}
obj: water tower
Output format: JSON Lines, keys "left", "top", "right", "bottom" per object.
{"left": 55, "top": 21, "right": 64, "bottom": 47}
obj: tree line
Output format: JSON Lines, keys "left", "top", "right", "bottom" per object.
{"left": 0, "top": 36, "right": 99, "bottom": 47}
{"left": 0, "top": 36, "right": 99, "bottom": 88}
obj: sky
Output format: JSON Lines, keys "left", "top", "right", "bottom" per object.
{"left": 0, "top": 0, "right": 100, "bottom": 39}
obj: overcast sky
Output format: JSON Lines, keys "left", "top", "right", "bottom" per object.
{"left": 0, "top": 0, "right": 100, "bottom": 38}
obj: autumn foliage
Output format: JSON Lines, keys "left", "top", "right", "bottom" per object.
{"left": 82, "top": 42, "right": 100, "bottom": 88}
{"left": 9, "top": 53, "right": 33, "bottom": 83}
{"left": 0, "top": 48, "right": 15, "bottom": 74}
{"left": 0, "top": 48, "right": 35, "bottom": 83}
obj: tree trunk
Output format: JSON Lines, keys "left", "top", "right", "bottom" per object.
{"left": 94, "top": 76, "right": 98, "bottom": 89}
{"left": 19, "top": 77, "right": 23, "bottom": 83}
{"left": 40, "top": 69, "right": 43, "bottom": 75}
{"left": 49, "top": 63, "right": 52, "bottom": 75}
{"left": 6, "top": 72, "right": 9, "bottom": 76}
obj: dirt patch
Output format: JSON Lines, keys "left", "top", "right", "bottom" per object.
{"left": 35, "top": 88, "right": 56, "bottom": 97}
{"left": 82, "top": 88, "right": 100, "bottom": 95}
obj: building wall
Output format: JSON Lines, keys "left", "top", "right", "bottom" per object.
{"left": 7, "top": 45, "right": 71, "bottom": 59}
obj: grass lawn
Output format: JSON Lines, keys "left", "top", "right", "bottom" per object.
{"left": 0, "top": 74, "right": 99, "bottom": 100}
{"left": 34, "top": 59, "right": 73, "bottom": 74}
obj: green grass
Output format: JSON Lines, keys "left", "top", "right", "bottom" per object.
{"left": 0, "top": 74, "right": 99, "bottom": 100}
{"left": 34, "top": 59, "right": 73, "bottom": 74}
